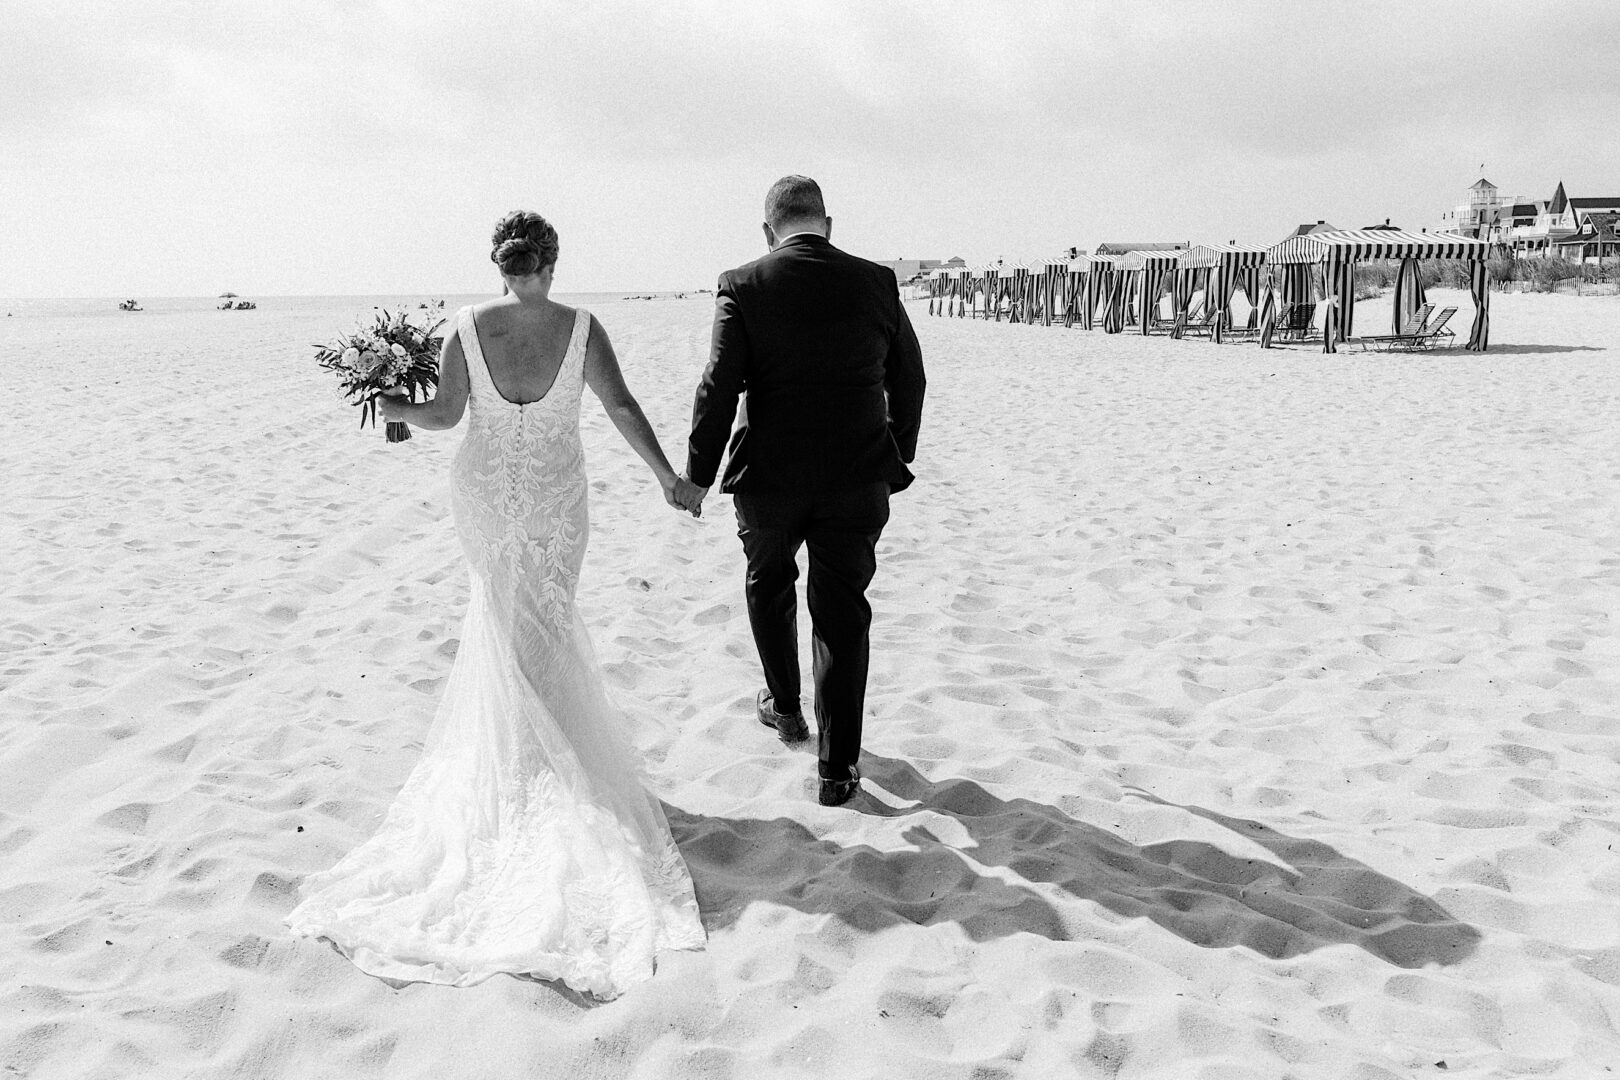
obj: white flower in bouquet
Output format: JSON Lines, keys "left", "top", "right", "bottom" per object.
{"left": 341, "top": 346, "right": 360, "bottom": 368}
{"left": 390, "top": 343, "right": 408, "bottom": 358}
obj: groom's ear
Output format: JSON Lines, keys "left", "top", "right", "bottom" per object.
{"left": 823, "top": 216, "right": 832, "bottom": 241}
{"left": 762, "top": 222, "right": 777, "bottom": 250}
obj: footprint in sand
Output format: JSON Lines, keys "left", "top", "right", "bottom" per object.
{"left": 693, "top": 603, "right": 731, "bottom": 626}
{"left": 31, "top": 918, "right": 98, "bottom": 954}
{"left": 96, "top": 802, "right": 154, "bottom": 834}
{"left": 247, "top": 871, "right": 299, "bottom": 910}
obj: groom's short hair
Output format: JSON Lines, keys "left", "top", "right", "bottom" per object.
{"left": 765, "top": 175, "right": 826, "bottom": 228}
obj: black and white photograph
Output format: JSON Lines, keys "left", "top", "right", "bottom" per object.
{"left": 3, "top": 2, "right": 1619, "bottom": 1077}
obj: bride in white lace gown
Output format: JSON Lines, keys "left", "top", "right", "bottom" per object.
{"left": 286, "top": 212, "right": 707, "bottom": 999}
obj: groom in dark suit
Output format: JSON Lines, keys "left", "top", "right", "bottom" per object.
{"left": 684, "top": 175, "right": 926, "bottom": 807}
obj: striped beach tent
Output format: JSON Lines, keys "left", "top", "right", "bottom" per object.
{"left": 1082, "top": 254, "right": 1117, "bottom": 331}
{"left": 1115, "top": 249, "right": 1184, "bottom": 335}
{"left": 1008, "top": 262, "right": 1028, "bottom": 324}
{"left": 1177, "top": 243, "right": 1269, "bottom": 343}
{"left": 1102, "top": 260, "right": 1129, "bottom": 333}
{"left": 1039, "top": 256, "right": 1074, "bottom": 328}
{"left": 926, "top": 268, "right": 951, "bottom": 317}
{"left": 984, "top": 263, "right": 1010, "bottom": 323}
{"left": 967, "top": 263, "right": 1000, "bottom": 319}
{"left": 1054, "top": 252, "right": 1114, "bottom": 330}
{"left": 1035, "top": 252, "right": 1088, "bottom": 328}
{"left": 986, "top": 261, "right": 1032, "bottom": 323}
{"left": 933, "top": 266, "right": 966, "bottom": 317}
{"left": 1037, "top": 255, "right": 1068, "bottom": 327}
{"left": 1267, "top": 229, "right": 1491, "bottom": 353}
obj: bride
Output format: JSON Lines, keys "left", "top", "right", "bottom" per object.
{"left": 286, "top": 211, "right": 708, "bottom": 999}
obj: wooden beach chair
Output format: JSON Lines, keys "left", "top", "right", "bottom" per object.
{"left": 1390, "top": 307, "right": 1457, "bottom": 351}
{"left": 1348, "top": 303, "right": 1433, "bottom": 352}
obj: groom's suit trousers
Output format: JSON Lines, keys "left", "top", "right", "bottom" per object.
{"left": 734, "top": 482, "right": 890, "bottom": 777}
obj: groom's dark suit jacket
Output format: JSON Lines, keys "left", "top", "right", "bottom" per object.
{"left": 687, "top": 234, "right": 926, "bottom": 495}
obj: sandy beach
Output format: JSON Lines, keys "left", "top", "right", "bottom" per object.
{"left": 3, "top": 289, "right": 1619, "bottom": 1078}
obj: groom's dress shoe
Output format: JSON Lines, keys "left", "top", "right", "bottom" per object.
{"left": 757, "top": 689, "right": 809, "bottom": 744}
{"left": 818, "top": 764, "right": 861, "bottom": 807}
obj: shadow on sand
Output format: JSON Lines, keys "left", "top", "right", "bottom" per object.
{"left": 1461, "top": 343, "right": 1602, "bottom": 355}
{"left": 666, "top": 752, "right": 1481, "bottom": 969}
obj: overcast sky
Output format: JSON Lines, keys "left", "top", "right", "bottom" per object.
{"left": 5, "top": 1, "right": 1618, "bottom": 297}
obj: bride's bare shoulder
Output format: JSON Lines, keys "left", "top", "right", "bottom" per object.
{"left": 469, "top": 296, "right": 513, "bottom": 318}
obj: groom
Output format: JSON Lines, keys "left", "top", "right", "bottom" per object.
{"left": 683, "top": 175, "right": 926, "bottom": 807}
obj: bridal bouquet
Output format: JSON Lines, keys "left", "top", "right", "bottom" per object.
{"left": 315, "top": 303, "right": 445, "bottom": 442}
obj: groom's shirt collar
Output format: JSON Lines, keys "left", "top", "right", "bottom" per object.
{"left": 776, "top": 231, "right": 829, "bottom": 247}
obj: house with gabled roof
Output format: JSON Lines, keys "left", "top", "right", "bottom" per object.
{"left": 1553, "top": 212, "right": 1620, "bottom": 264}
{"left": 1436, "top": 178, "right": 1620, "bottom": 257}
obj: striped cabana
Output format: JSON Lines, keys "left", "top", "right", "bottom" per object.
{"left": 929, "top": 266, "right": 971, "bottom": 318}
{"left": 993, "top": 262, "right": 1032, "bottom": 323}
{"left": 1007, "top": 262, "right": 1036, "bottom": 324}
{"left": 1101, "top": 257, "right": 1132, "bottom": 334}
{"left": 1078, "top": 253, "right": 1117, "bottom": 331}
{"left": 1047, "top": 253, "right": 1114, "bottom": 330}
{"left": 967, "top": 263, "right": 1000, "bottom": 319}
{"left": 1037, "top": 255, "right": 1072, "bottom": 327}
{"left": 1176, "top": 243, "right": 1269, "bottom": 342}
{"left": 951, "top": 266, "right": 973, "bottom": 317}
{"left": 1028, "top": 260, "right": 1060, "bottom": 326}
{"left": 926, "top": 268, "right": 950, "bottom": 317}
{"left": 1266, "top": 230, "right": 1491, "bottom": 352}
{"left": 1115, "top": 249, "right": 1184, "bottom": 335}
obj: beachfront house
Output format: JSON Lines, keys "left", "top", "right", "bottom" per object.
{"left": 1435, "top": 178, "right": 1620, "bottom": 258}
{"left": 1553, "top": 212, "right": 1620, "bottom": 265}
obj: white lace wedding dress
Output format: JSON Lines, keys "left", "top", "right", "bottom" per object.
{"left": 287, "top": 305, "right": 705, "bottom": 998}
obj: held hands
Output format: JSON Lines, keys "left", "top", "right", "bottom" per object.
{"left": 376, "top": 386, "right": 410, "bottom": 424}
{"left": 660, "top": 472, "right": 707, "bottom": 518}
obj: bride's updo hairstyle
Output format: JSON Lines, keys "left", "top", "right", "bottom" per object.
{"left": 490, "top": 211, "right": 560, "bottom": 277}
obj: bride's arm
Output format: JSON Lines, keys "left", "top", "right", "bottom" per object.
{"left": 582, "top": 315, "right": 704, "bottom": 515}
{"left": 378, "top": 328, "right": 470, "bottom": 431}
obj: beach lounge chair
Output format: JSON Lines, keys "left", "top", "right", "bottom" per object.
{"left": 1390, "top": 307, "right": 1457, "bottom": 351}
{"left": 1146, "top": 296, "right": 1179, "bottom": 334}
{"left": 1275, "top": 302, "right": 1316, "bottom": 341}
{"left": 1181, "top": 307, "right": 1222, "bottom": 337}
{"left": 1348, "top": 303, "right": 1433, "bottom": 351}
